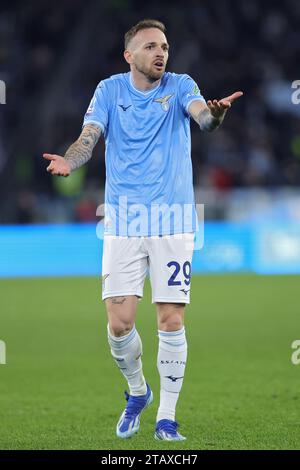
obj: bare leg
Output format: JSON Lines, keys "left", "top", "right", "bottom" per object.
{"left": 156, "top": 302, "right": 185, "bottom": 332}
{"left": 105, "top": 295, "right": 138, "bottom": 336}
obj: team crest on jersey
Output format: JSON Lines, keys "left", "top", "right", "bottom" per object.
{"left": 154, "top": 94, "right": 174, "bottom": 112}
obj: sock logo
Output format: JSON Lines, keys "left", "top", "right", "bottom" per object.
{"left": 160, "top": 360, "right": 186, "bottom": 365}
{"left": 112, "top": 356, "right": 124, "bottom": 362}
{"left": 165, "top": 375, "right": 184, "bottom": 382}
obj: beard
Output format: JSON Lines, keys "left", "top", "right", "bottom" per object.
{"left": 134, "top": 61, "right": 165, "bottom": 82}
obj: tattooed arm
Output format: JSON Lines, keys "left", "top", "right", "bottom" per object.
{"left": 188, "top": 91, "right": 243, "bottom": 132}
{"left": 189, "top": 101, "right": 223, "bottom": 132}
{"left": 43, "top": 123, "right": 102, "bottom": 176}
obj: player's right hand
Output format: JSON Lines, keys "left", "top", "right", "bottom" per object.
{"left": 43, "top": 153, "right": 72, "bottom": 177}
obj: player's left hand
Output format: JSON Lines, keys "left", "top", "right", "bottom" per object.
{"left": 207, "top": 91, "right": 243, "bottom": 119}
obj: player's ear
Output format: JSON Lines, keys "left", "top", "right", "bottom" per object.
{"left": 124, "top": 49, "right": 132, "bottom": 65}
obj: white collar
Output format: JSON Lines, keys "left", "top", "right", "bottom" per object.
{"left": 129, "top": 72, "right": 161, "bottom": 95}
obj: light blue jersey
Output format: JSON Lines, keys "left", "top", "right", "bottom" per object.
{"left": 83, "top": 71, "right": 205, "bottom": 236}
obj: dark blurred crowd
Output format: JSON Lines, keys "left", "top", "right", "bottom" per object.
{"left": 0, "top": 0, "right": 300, "bottom": 223}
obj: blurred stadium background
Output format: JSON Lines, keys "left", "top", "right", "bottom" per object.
{"left": 1, "top": 0, "right": 300, "bottom": 275}
{"left": 0, "top": 0, "right": 300, "bottom": 450}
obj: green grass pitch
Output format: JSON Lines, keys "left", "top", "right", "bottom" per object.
{"left": 0, "top": 275, "right": 299, "bottom": 450}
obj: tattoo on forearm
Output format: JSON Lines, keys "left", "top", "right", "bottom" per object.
{"left": 198, "top": 108, "right": 223, "bottom": 132}
{"left": 111, "top": 297, "right": 127, "bottom": 305}
{"left": 64, "top": 123, "right": 102, "bottom": 170}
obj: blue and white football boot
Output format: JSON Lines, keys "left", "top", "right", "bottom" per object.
{"left": 155, "top": 419, "right": 186, "bottom": 441}
{"left": 116, "top": 383, "right": 153, "bottom": 438}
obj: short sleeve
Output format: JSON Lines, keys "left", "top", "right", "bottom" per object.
{"left": 178, "top": 75, "right": 206, "bottom": 115}
{"left": 83, "top": 81, "right": 109, "bottom": 132}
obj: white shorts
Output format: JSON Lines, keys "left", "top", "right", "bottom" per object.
{"left": 101, "top": 233, "right": 195, "bottom": 304}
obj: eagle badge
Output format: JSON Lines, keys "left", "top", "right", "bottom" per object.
{"left": 154, "top": 94, "right": 174, "bottom": 112}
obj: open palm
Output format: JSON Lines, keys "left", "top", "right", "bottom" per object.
{"left": 207, "top": 91, "right": 243, "bottom": 118}
{"left": 43, "top": 153, "right": 72, "bottom": 177}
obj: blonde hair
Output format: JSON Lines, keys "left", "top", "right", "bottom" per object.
{"left": 124, "top": 19, "right": 166, "bottom": 49}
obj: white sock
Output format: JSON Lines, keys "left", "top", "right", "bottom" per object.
{"left": 107, "top": 324, "right": 147, "bottom": 396}
{"left": 156, "top": 327, "right": 187, "bottom": 422}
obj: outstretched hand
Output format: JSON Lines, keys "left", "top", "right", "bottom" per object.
{"left": 207, "top": 91, "right": 243, "bottom": 119}
{"left": 43, "top": 153, "right": 72, "bottom": 177}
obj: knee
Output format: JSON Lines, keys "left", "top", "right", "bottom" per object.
{"left": 159, "top": 317, "right": 183, "bottom": 332}
{"left": 105, "top": 297, "right": 136, "bottom": 337}
{"left": 108, "top": 318, "right": 134, "bottom": 337}
{"left": 157, "top": 304, "right": 184, "bottom": 332}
